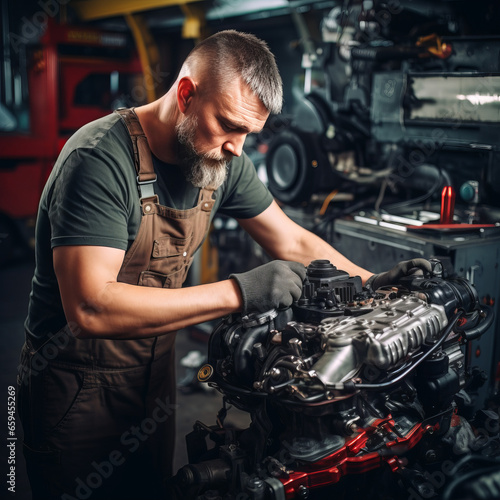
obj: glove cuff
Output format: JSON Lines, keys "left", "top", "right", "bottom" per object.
{"left": 365, "top": 273, "right": 379, "bottom": 291}
{"left": 229, "top": 273, "right": 249, "bottom": 315}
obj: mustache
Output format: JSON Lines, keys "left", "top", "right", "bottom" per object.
{"left": 201, "top": 149, "right": 233, "bottom": 163}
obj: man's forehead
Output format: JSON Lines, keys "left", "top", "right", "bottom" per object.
{"left": 218, "top": 83, "right": 268, "bottom": 120}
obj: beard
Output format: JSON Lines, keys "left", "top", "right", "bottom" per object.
{"left": 175, "top": 114, "right": 230, "bottom": 190}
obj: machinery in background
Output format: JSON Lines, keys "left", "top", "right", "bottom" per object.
{"left": 264, "top": 1, "right": 500, "bottom": 214}
{"left": 0, "top": 17, "right": 143, "bottom": 262}
{"left": 170, "top": 259, "right": 499, "bottom": 499}
{"left": 0, "top": 18, "right": 143, "bottom": 219}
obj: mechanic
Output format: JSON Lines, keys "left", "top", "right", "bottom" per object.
{"left": 18, "top": 30, "right": 430, "bottom": 500}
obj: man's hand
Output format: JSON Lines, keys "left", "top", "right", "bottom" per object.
{"left": 230, "top": 260, "right": 306, "bottom": 315}
{"left": 365, "top": 258, "right": 432, "bottom": 291}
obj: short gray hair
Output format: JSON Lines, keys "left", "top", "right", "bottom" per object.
{"left": 184, "top": 30, "right": 283, "bottom": 114}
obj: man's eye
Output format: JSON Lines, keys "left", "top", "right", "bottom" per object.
{"left": 221, "top": 122, "right": 234, "bottom": 132}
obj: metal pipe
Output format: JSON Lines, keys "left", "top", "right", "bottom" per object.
{"left": 2, "top": 0, "right": 13, "bottom": 106}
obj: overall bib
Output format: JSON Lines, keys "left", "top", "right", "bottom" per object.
{"left": 18, "top": 108, "right": 215, "bottom": 500}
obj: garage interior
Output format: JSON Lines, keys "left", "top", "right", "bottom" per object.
{"left": 1, "top": 1, "right": 500, "bottom": 499}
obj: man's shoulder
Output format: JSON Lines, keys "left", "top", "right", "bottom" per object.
{"left": 52, "top": 112, "right": 135, "bottom": 183}
{"left": 62, "top": 112, "right": 129, "bottom": 155}
{"left": 42, "top": 112, "right": 137, "bottom": 208}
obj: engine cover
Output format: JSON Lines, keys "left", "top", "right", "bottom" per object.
{"left": 315, "top": 295, "right": 448, "bottom": 385}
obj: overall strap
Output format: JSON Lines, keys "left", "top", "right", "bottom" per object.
{"left": 198, "top": 187, "right": 217, "bottom": 212}
{"left": 114, "top": 108, "right": 157, "bottom": 202}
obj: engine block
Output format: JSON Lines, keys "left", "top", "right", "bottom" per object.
{"left": 170, "top": 260, "right": 498, "bottom": 500}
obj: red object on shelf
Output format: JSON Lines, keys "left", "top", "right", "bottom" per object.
{"left": 440, "top": 186, "right": 456, "bottom": 224}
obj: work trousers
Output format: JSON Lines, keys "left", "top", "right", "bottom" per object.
{"left": 17, "top": 333, "right": 176, "bottom": 500}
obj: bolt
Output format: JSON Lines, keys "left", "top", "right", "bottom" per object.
{"left": 297, "top": 484, "right": 309, "bottom": 499}
{"left": 247, "top": 477, "right": 265, "bottom": 494}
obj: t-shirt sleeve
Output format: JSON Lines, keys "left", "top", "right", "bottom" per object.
{"left": 218, "top": 152, "right": 274, "bottom": 219}
{"left": 48, "top": 147, "right": 132, "bottom": 250}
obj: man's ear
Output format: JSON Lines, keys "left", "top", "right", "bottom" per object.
{"left": 177, "top": 77, "right": 197, "bottom": 113}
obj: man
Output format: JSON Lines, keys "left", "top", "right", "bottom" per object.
{"left": 18, "top": 30, "right": 429, "bottom": 499}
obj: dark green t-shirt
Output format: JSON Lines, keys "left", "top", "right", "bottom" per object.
{"left": 25, "top": 112, "right": 273, "bottom": 339}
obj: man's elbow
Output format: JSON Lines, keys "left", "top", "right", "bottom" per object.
{"left": 68, "top": 303, "right": 109, "bottom": 339}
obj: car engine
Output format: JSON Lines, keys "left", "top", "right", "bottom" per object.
{"left": 169, "top": 259, "right": 499, "bottom": 500}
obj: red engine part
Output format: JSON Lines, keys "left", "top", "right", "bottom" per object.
{"left": 280, "top": 416, "right": 438, "bottom": 499}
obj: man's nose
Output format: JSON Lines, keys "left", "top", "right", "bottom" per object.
{"left": 223, "top": 134, "right": 246, "bottom": 157}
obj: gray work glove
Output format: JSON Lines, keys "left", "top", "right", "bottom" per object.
{"left": 230, "top": 260, "right": 307, "bottom": 315}
{"left": 365, "top": 258, "right": 432, "bottom": 291}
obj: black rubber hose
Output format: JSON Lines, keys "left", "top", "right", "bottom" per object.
{"left": 457, "top": 305, "right": 494, "bottom": 341}
{"left": 234, "top": 324, "right": 270, "bottom": 387}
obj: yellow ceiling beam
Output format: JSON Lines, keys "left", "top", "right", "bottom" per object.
{"left": 179, "top": 3, "right": 206, "bottom": 39}
{"left": 71, "top": 0, "right": 201, "bottom": 21}
{"left": 124, "top": 13, "right": 161, "bottom": 103}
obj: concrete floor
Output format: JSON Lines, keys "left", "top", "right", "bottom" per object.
{"left": 0, "top": 258, "right": 249, "bottom": 500}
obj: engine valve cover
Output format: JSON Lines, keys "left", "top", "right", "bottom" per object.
{"left": 314, "top": 295, "right": 448, "bottom": 385}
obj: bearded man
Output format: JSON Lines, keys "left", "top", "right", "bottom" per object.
{"left": 18, "top": 30, "right": 430, "bottom": 500}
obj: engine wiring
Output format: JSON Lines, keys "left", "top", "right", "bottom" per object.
{"left": 182, "top": 259, "right": 498, "bottom": 499}
{"left": 319, "top": 188, "right": 339, "bottom": 215}
{"left": 442, "top": 455, "right": 500, "bottom": 500}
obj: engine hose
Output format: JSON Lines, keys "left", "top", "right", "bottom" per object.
{"left": 257, "top": 350, "right": 297, "bottom": 389}
{"left": 260, "top": 348, "right": 291, "bottom": 377}
{"left": 278, "top": 391, "right": 336, "bottom": 406}
{"left": 384, "top": 359, "right": 414, "bottom": 378}
{"left": 174, "top": 459, "right": 231, "bottom": 490}
{"left": 295, "top": 391, "right": 330, "bottom": 402}
{"left": 216, "top": 379, "right": 268, "bottom": 398}
{"left": 442, "top": 464, "right": 500, "bottom": 500}
{"left": 263, "top": 355, "right": 318, "bottom": 393}
{"left": 456, "top": 305, "right": 494, "bottom": 341}
{"left": 234, "top": 324, "right": 270, "bottom": 386}
{"left": 274, "top": 360, "right": 299, "bottom": 372}
{"left": 338, "top": 309, "right": 464, "bottom": 392}
{"left": 267, "top": 378, "right": 297, "bottom": 393}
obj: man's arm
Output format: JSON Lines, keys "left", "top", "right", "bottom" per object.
{"left": 54, "top": 243, "right": 306, "bottom": 339}
{"left": 53, "top": 245, "right": 243, "bottom": 339}
{"left": 238, "top": 200, "right": 373, "bottom": 284}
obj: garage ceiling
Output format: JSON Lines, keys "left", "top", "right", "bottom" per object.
{"left": 71, "top": 0, "right": 337, "bottom": 30}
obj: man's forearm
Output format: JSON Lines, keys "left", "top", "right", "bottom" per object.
{"left": 54, "top": 245, "right": 245, "bottom": 340}
{"left": 238, "top": 201, "right": 373, "bottom": 284}
{"left": 70, "top": 279, "right": 243, "bottom": 340}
